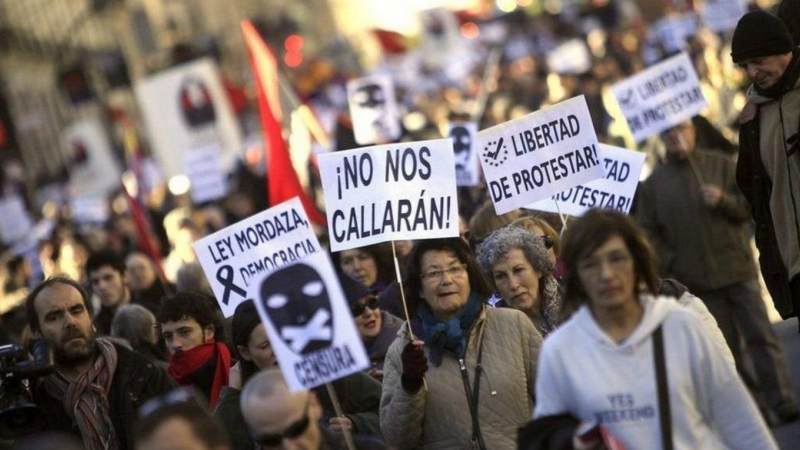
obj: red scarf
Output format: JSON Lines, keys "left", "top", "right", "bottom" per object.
{"left": 168, "top": 341, "right": 231, "bottom": 409}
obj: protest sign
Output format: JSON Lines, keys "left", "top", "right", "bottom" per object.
{"left": 135, "top": 58, "right": 242, "bottom": 179}
{"left": 611, "top": 52, "right": 708, "bottom": 143}
{"left": 0, "top": 195, "right": 33, "bottom": 245}
{"left": 546, "top": 39, "right": 592, "bottom": 75}
{"left": 318, "top": 139, "right": 459, "bottom": 252}
{"left": 193, "top": 197, "right": 321, "bottom": 317}
{"left": 651, "top": 13, "right": 698, "bottom": 55}
{"left": 61, "top": 116, "right": 122, "bottom": 199}
{"left": 700, "top": 0, "right": 747, "bottom": 33}
{"left": 183, "top": 145, "right": 228, "bottom": 204}
{"left": 448, "top": 122, "right": 480, "bottom": 187}
{"left": 71, "top": 196, "right": 110, "bottom": 224}
{"left": 347, "top": 75, "right": 401, "bottom": 145}
{"left": 250, "top": 250, "right": 369, "bottom": 392}
{"left": 475, "top": 95, "right": 604, "bottom": 215}
{"left": 526, "top": 144, "right": 646, "bottom": 216}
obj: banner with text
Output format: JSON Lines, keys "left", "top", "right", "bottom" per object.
{"left": 475, "top": 95, "right": 604, "bottom": 215}
{"left": 526, "top": 144, "right": 646, "bottom": 216}
{"left": 611, "top": 52, "right": 708, "bottom": 143}
{"left": 318, "top": 139, "right": 459, "bottom": 251}
{"left": 193, "top": 197, "right": 320, "bottom": 317}
{"left": 251, "top": 251, "right": 370, "bottom": 392}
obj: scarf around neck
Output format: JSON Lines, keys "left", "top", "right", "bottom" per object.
{"left": 755, "top": 49, "right": 800, "bottom": 100}
{"left": 416, "top": 293, "right": 483, "bottom": 367}
{"left": 44, "top": 338, "right": 119, "bottom": 450}
{"left": 168, "top": 341, "right": 231, "bottom": 409}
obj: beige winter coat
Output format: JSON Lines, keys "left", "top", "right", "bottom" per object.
{"left": 379, "top": 306, "right": 542, "bottom": 449}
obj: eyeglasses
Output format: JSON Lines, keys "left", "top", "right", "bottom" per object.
{"left": 138, "top": 387, "right": 198, "bottom": 418}
{"left": 576, "top": 252, "right": 632, "bottom": 276}
{"left": 537, "top": 235, "right": 554, "bottom": 249}
{"left": 351, "top": 296, "right": 380, "bottom": 316}
{"left": 251, "top": 397, "right": 311, "bottom": 447}
{"left": 420, "top": 264, "right": 467, "bottom": 283}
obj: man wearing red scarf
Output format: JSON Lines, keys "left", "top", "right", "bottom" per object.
{"left": 157, "top": 291, "right": 232, "bottom": 409}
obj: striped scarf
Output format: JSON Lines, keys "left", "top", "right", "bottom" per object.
{"left": 44, "top": 338, "right": 119, "bottom": 450}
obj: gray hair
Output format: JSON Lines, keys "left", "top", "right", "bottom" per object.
{"left": 111, "top": 304, "right": 156, "bottom": 348}
{"left": 476, "top": 226, "right": 555, "bottom": 289}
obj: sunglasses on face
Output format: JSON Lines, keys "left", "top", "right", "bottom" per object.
{"left": 538, "top": 235, "right": 554, "bottom": 249}
{"left": 350, "top": 296, "right": 380, "bottom": 316}
{"left": 251, "top": 399, "right": 311, "bottom": 447}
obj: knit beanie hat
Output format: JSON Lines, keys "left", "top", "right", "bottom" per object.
{"left": 731, "top": 11, "right": 794, "bottom": 63}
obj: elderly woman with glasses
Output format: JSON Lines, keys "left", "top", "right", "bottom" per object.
{"left": 531, "top": 209, "right": 775, "bottom": 449}
{"left": 341, "top": 274, "right": 404, "bottom": 382}
{"left": 380, "top": 237, "right": 542, "bottom": 450}
{"left": 476, "top": 226, "right": 563, "bottom": 337}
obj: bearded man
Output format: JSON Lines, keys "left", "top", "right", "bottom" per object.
{"left": 26, "top": 276, "right": 174, "bottom": 450}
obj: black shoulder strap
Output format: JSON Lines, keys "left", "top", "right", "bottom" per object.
{"left": 653, "top": 325, "right": 673, "bottom": 450}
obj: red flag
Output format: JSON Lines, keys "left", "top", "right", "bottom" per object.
{"left": 240, "top": 21, "right": 326, "bottom": 225}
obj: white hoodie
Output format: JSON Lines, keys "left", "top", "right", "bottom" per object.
{"left": 534, "top": 295, "right": 776, "bottom": 450}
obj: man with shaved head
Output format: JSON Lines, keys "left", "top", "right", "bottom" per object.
{"left": 240, "top": 368, "right": 384, "bottom": 449}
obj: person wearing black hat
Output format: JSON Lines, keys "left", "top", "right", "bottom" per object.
{"left": 732, "top": 9, "right": 800, "bottom": 424}
{"left": 340, "top": 273, "right": 404, "bottom": 382}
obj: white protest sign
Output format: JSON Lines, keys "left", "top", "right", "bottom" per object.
{"left": 135, "top": 58, "right": 242, "bottom": 179}
{"left": 546, "top": 39, "right": 592, "bottom": 75}
{"left": 475, "top": 95, "right": 604, "bottom": 215}
{"left": 701, "top": 0, "right": 747, "bottom": 33}
{"left": 71, "top": 196, "right": 110, "bottom": 224}
{"left": 0, "top": 195, "right": 33, "bottom": 245}
{"left": 183, "top": 146, "right": 228, "bottom": 204}
{"left": 318, "top": 139, "right": 459, "bottom": 252}
{"left": 347, "top": 75, "right": 401, "bottom": 145}
{"left": 652, "top": 13, "right": 698, "bottom": 54}
{"left": 448, "top": 122, "right": 481, "bottom": 187}
{"left": 61, "top": 116, "right": 122, "bottom": 199}
{"left": 193, "top": 197, "right": 321, "bottom": 318}
{"left": 250, "top": 251, "right": 370, "bottom": 392}
{"left": 611, "top": 52, "right": 708, "bottom": 143}
{"left": 526, "top": 144, "right": 646, "bottom": 216}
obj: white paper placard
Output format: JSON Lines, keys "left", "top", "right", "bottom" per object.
{"left": 448, "top": 122, "right": 481, "bottom": 187}
{"left": 701, "top": 0, "right": 747, "bottom": 33}
{"left": 193, "top": 197, "right": 321, "bottom": 318}
{"left": 135, "top": 58, "right": 242, "bottom": 179}
{"left": 71, "top": 196, "right": 110, "bottom": 224}
{"left": 526, "top": 144, "right": 646, "bottom": 216}
{"left": 318, "top": 138, "right": 459, "bottom": 252}
{"left": 611, "top": 52, "right": 708, "bottom": 143}
{"left": 546, "top": 39, "right": 592, "bottom": 75}
{"left": 346, "top": 75, "right": 401, "bottom": 145}
{"left": 0, "top": 195, "right": 33, "bottom": 245}
{"left": 250, "top": 251, "right": 370, "bottom": 392}
{"left": 183, "top": 146, "right": 228, "bottom": 204}
{"left": 61, "top": 116, "right": 122, "bottom": 199}
{"left": 475, "top": 95, "right": 604, "bottom": 215}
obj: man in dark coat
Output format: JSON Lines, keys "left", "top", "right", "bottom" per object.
{"left": 26, "top": 276, "right": 175, "bottom": 449}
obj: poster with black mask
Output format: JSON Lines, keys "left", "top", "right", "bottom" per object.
{"left": 250, "top": 251, "right": 369, "bottom": 392}
{"left": 346, "top": 75, "right": 401, "bottom": 145}
{"left": 448, "top": 122, "right": 480, "bottom": 186}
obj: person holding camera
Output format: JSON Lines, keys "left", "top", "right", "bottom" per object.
{"left": 26, "top": 276, "right": 175, "bottom": 450}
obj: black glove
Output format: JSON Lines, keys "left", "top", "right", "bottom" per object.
{"left": 400, "top": 341, "right": 428, "bottom": 392}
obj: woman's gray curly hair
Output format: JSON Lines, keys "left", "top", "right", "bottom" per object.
{"left": 476, "top": 226, "right": 554, "bottom": 288}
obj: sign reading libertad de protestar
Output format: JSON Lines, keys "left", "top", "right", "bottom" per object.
{"left": 475, "top": 95, "right": 604, "bottom": 215}
{"left": 611, "top": 52, "right": 708, "bottom": 143}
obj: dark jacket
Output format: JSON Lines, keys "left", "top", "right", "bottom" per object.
{"left": 33, "top": 342, "right": 176, "bottom": 450}
{"left": 364, "top": 312, "right": 404, "bottom": 375}
{"left": 637, "top": 149, "right": 758, "bottom": 294}
{"left": 736, "top": 51, "right": 800, "bottom": 318}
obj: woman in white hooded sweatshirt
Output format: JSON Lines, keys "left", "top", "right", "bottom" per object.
{"left": 533, "top": 209, "right": 776, "bottom": 450}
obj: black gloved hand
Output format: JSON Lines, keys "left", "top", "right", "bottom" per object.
{"left": 400, "top": 340, "right": 428, "bottom": 393}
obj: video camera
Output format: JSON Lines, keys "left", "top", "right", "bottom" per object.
{"left": 0, "top": 339, "right": 54, "bottom": 439}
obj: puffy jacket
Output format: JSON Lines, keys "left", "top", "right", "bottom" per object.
{"left": 380, "top": 306, "right": 542, "bottom": 449}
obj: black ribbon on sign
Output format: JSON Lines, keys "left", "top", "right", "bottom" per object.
{"left": 216, "top": 265, "right": 247, "bottom": 305}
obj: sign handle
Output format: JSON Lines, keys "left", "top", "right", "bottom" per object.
{"left": 551, "top": 199, "right": 569, "bottom": 237}
{"left": 391, "top": 240, "right": 429, "bottom": 392}
{"left": 472, "top": 47, "right": 503, "bottom": 123}
{"left": 324, "top": 382, "right": 357, "bottom": 450}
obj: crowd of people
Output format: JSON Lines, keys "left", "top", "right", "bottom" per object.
{"left": 1, "top": 1, "right": 800, "bottom": 449}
